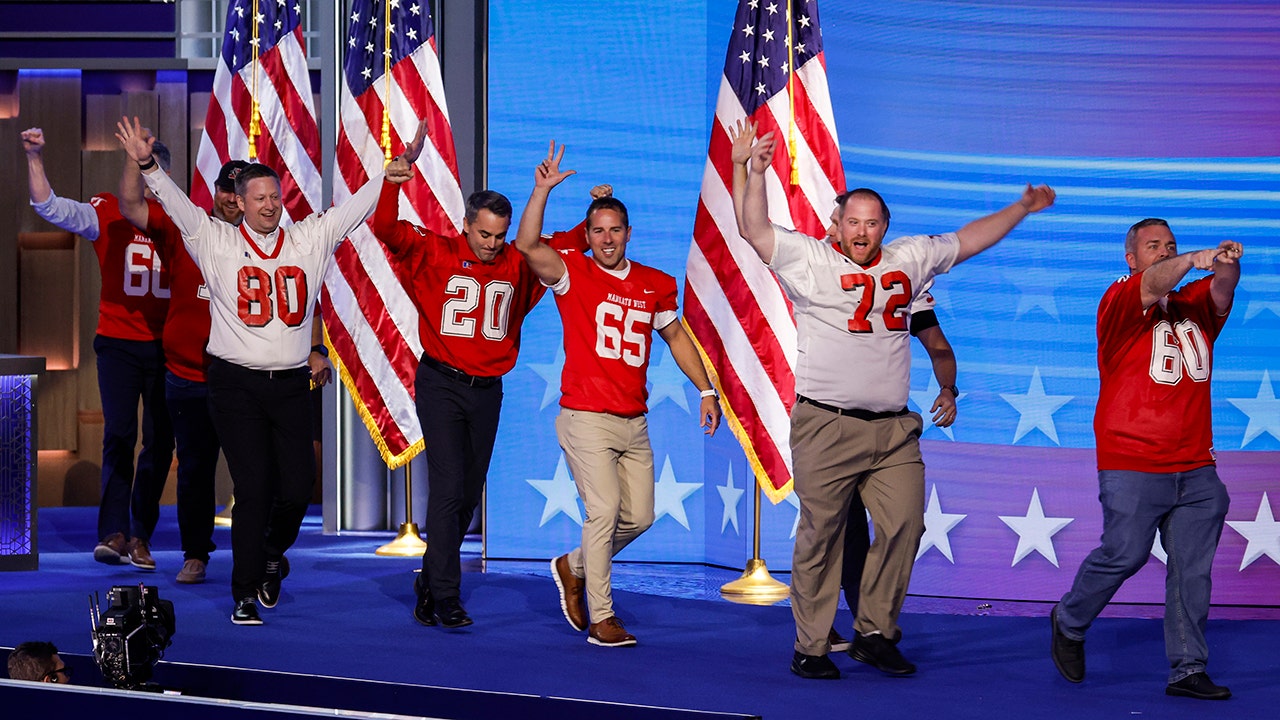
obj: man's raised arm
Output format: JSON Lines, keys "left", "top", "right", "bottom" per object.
{"left": 314, "top": 120, "right": 426, "bottom": 243}
{"left": 1139, "top": 241, "right": 1243, "bottom": 311}
{"left": 514, "top": 141, "right": 575, "bottom": 286}
{"left": 23, "top": 127, "right": 100, "bottom": 239}
{"left": 738, "top": 129, "right": 778, "bottom": 264}
{"left": 954, "top": 184, "right": 1056, "bottom": 264}
{"left": 116, "top": 116, "right": 209, "bottom": 239}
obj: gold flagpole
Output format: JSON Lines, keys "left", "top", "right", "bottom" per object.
{"left": 376, "top": 461, "right": 428, "bottom": 556}
{"left": 247, "top": 0, "right": 262, "bottom": 161}
{"left": 214, "top": 496, "right": 235, "bottom": 527}
{"left": 721, "top": 478, "right": 790, "bottom": 604}
{"left": 722, "top": 0, "right": 794, "bottom": 607}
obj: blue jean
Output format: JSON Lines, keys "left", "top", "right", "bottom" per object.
{"left": 93, "top": 334, "right": 173, "bottom": 542}
{"left": 1057, "top": 465, "right": 1229, "bottom": 682}
{"left": 166, "top": 372, "right": 220, "bottom": 562}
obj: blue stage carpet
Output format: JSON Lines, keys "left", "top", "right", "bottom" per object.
{"left": 2, "top": 507, "right": 1275, "bottom": 719}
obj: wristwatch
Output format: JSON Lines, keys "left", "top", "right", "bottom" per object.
{"left": 942, "top": 384, "right": 959, "bottom": 397}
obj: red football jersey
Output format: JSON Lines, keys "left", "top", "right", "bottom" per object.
{"left": 373, "top": 183, "right": 586, "bottom": 377}
{"left": 88, "top": 193, "right": 170, "bottom": 341}
{"left": 148, "top": 205, "right": 212, "bottom": 382}
{"left": 554, "top": 251, "right": 679, "bottom": 417}
{"left": 1094, "top": 273, "right": 1228, "bottom": 472}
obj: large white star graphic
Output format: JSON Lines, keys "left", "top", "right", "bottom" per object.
{"left": 1226, "top": 370, "right": 1280, "bottom": 448}
{"left": 526, "top": 455, "right": 582, "bottom": 527}
{"left": 646, "top": 346, "right": 690, "bottom": 412}
{"left": 1226, "top": 492, "right": 1280, "bottom": 570}
{"left": 525, "top": 348, "right": 565, "bottom": 411}
{"left": 917, "top": 485, "right": 966, "bottom": 562}
{"left": 999, "top": 488, "right": 1074, "bottom": 567}
{"left": 716, "top": 466, "right": 745, "bottom": 535}
{"left": 1150, "top": 528, "right": 1168, "bottom": 564}
{"left": 909, "top": 375, "right": 963, "bottom": 440}
{"left": 1001, "top": 367, "right": 1073, "bottom": 444}
{"left": 1005, "top": 268, "right": 1065, "bottom": 320}
{"left": 653, "top": 456, "right": 702, "bottom": 530}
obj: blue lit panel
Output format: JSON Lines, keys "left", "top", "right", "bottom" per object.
{"left": 0, "top": 373, "right": 37, "bottom": 571}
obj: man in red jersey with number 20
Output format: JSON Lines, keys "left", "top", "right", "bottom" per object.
{"left": 515, "top": 142, "right": 721, "bottom": 649}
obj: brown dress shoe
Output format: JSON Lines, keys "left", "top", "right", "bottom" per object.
{"left": 551, "top": 554, "right": 587, "bottom": 631}
{"left": 588, "top": 616, "right": 637, "bottom": 647}
{"left": 93, "top": 532, "right": 129, "bottom": 565}
{"left": 127, "top": 537, "right": 156, "bottom": 571}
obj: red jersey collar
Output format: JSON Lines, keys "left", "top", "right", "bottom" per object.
{"left": 240, "top": 223, "right": 283, "bottom": 261}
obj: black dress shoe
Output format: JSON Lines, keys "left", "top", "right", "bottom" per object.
{"left": 1051, "top": 605, "right": 1085, "bottom": 683}
{"left": 849, "top": 633, "right": 916, "bottom": 676}
{"left": 790, "top": 651, "right": 840, "bottom": 680}
{"left": 413, "top": 575, "right": 437, "bottom": 627}
{"left": 1166, "top": 672, "right": 1231, "bottom": 700}
{"left": 258, "top": 555, "right": 290, "bottom": 609}
{"left": 434, "top": 596, "right": 473, "bottom": 628}
{"left": 231, "top": 598, "right": 262, "bottom": 626}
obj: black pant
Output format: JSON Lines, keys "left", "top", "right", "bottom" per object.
{"left": 93, "top": 334, "right": 173, "bottom": 542}
{"left": 415, "top": 358, "right": 503, "bottom": 601}
{"left": 841, "top": 489, "right": 870, "bottom": 621}
{"left": 207, "top": 358, "right": 314, "bottom": 602}
{"left": 166, "top": 371, "right": 220, "bottom": 563}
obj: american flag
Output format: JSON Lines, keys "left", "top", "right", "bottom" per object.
{"left": 321, "top": 0, "right": 465, "bottom": 467}
{"left": 192, "top": 0, "right": 322, "bottom": 221}
{"left": 684, "top": 0, "right": 845, "bottom": 502}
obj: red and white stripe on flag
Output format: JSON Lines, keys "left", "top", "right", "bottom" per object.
{"left": 684, "top": 0, "right": 845, "bottom": 503}
{"left": 192, "top": 1, "right": 321, "bottom": 223}
{"left": 321, "top": 0, "right": 465, "bottom": 467}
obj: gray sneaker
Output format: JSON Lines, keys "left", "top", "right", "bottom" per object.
{"left": 176, "top": 558, "right": 207, "bottom": 584}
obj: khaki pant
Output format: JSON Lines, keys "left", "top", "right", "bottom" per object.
{"left": 556, "top": 409, "right": 655, "bottom": 624}
{"left": 789, "top": 401, "right": 925, "bottom": 656}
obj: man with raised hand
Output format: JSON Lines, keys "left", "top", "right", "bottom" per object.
{"left": 515, "top": 142, "right": 721, "bottom": 648}
{"left": 1052, "top": 220, "right": 1241, "bottom": 701}
{"left": 117, "top": 115, "right": 420, "bottom": 625}
{"left": 372, "top": 140, "right": 608, "bottom": 630}
{"left": 732, "top": 121, "right": 1053, "bottom": 679}
{"left": 23, "top": 126, "right": 174, "bottom": 572}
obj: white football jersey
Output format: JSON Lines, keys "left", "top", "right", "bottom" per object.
{"left": 769, "top": 227, "right": 958, "bottom": 412}
{"left": 144, "top": 169, "right": 382, "bottom": 370}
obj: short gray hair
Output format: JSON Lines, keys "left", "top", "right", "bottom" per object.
{"left": 1125, "top": 218, "right": 1170, "bottom": 255}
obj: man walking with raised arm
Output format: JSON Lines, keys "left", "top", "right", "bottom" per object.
{"left": 22, "top": 127, "right": 174, "bottom": 572}
{"left": 731, "top": 122, "right": 1053, "bottom": 679}
{"left": 1052, "top": 220, "right": 1241, "bottom": 700}
{"left": 372, "top": 140, "right": 608, "bottom": 629}
{"left": 516, "top": 143, "right": 721, "bottom": 648}
{"left": 117, "top": 115, "right": 420, "bottom": 625}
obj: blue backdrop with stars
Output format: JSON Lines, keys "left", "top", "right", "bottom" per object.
{"left": 480, "top": 1, "right": 1279, "bottom": 603}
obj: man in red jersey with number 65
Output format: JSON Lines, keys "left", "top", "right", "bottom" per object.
{"left": 515, "top": 142, "right": 721, "bottom": 648}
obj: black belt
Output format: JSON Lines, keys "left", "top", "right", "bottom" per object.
{"left": 796, "top": 395, "right": 908, "bottom": 421}
{"left": 210, "top": 357, "right": 310, "bottom": 380}
{"left": 420, "top": 354, "right": 500, "bottom": 388}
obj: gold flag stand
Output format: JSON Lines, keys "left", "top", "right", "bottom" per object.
{"left": 376, "top": 462, "right": 428, "bottom": 556}
{"left": 214, "top": 496, "right": 234, "bottom": 527}
{"left": 721, "top": 482, "right": 790, "bottom": 605}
